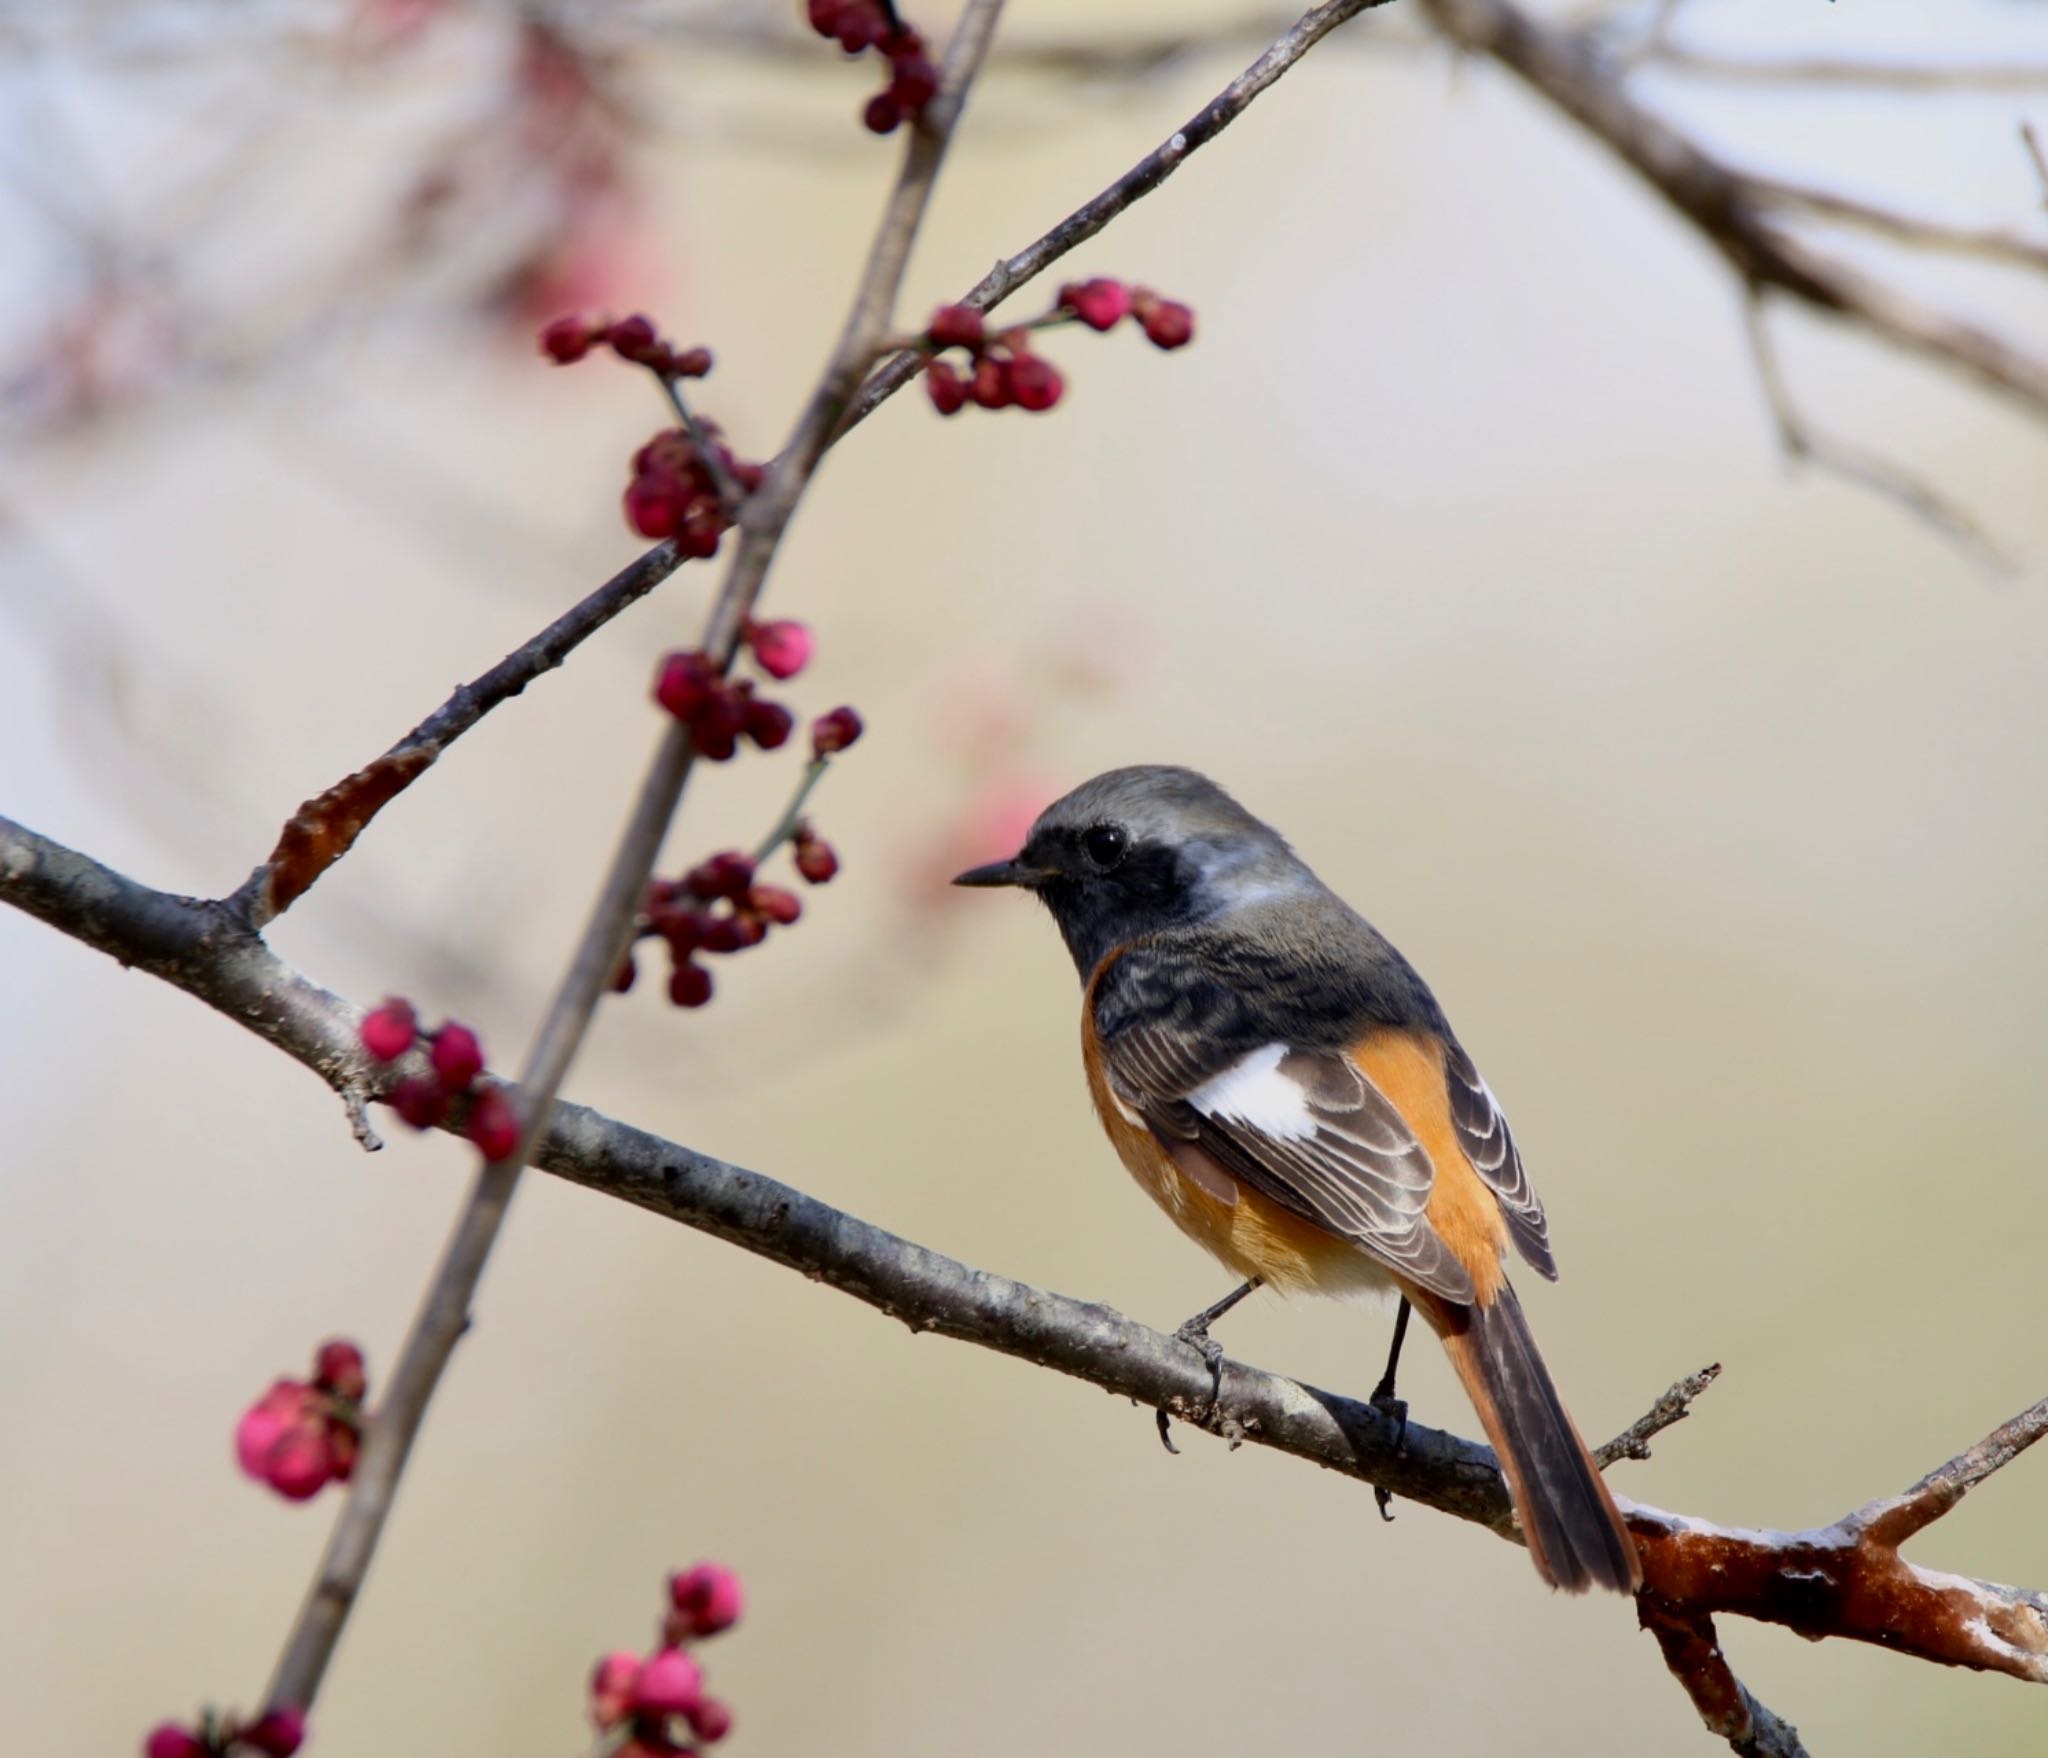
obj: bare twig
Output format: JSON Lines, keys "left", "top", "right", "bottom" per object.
{"left": 1649, "top": 47, "right": 2048, "bottom": 95}
{"left": 258, "top": 0, "right": 1014, "bottom": 1718}
{"left": 2024, "top": 122, "right": 2048, "bottom": 212}
{"left": 835, "top": 0, "right": 1398, "bottom": 442}
{"left": 659, "top": 373, "right": 747, "bottom": 519}
{"left": 1597, "top": 1362, "right": 1721, "bottom": 1468}
{"left": 5, "top": 812, "right": 2045, "bottom": 1711}
{"left": 1749, "top": 176, "right": 2048, "bottom": 275}
{"left": 1741, "top": 293, "right": 2012, "bottom": 577}
{"left": 1419, "top": 0, "right": 2048, "bottom": 425}
{"left": 231, "top": 539, "right": 686, "bottom": 927}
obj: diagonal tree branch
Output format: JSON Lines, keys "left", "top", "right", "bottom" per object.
{"left": 5, "top": 808, "right": 2044, "bottom": 1737}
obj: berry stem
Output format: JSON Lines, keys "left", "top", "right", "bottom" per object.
{"left": 752, "top": 756, "right": 832, "bottom": 866}
{"left": 658, "top": 372, "right": 747, "bottom": 520}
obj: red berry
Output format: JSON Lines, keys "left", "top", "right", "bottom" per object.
{"left": 685, "top": 851, "right": 756, "bottom": 901}
{"left": 1009, "top": 353, "right": 1064, "bottom": 412}
{"left": 1060, "top": 277, "right": 1130, "bottom": 332}
{"left": 925, "top": 359, "right": 967, "bottom": 416}
{"left": 746, "top": 618, "right": 814, "bottom": 680}
{"left": 749, "top": 884, "right": 803, "bottom": 926}
{"left": 891, "top": 53, "right": 939, "bottom": 114}
{"left": 654, "top": 650, "right": 718, "bottom": 721}
{"left": 625, "top": 475, "right": 686, "bottom": 539}
{"left": 669, "top": 1561, "right": 746, "bottom": 1636}
{"left": 743, "top": 699, "right": 795, "bottom": 751}
{"left": 241, "top": 1709, "right": 307, "bottom": 1758}
{"left": 465, "top": 1087, "right": 522, "bottom": 1162}
{"left": 968, "top": 356, "right": 1012, "bottom": 409}
{"left": 539, "top": 314, "right": 598, "bottom": 363}
{"left": 668, "top": 961, "right": 714, "bottom": 1008}
{"left": 313, "top": 1340, "right": 367, "bottom": 1403}
{"left": 698, "top": 912, "right": 766, "bottom": 954}
{"left": 1138, "top": 297, "right": 1195, "bottom": 350}
{"left": 388, "top": 1076, "right": 449, "bottom": 1130}
{"left": 811, "top": 705, "right": 864, "bottom": 756}
{"left": 606, "top": 313, "right": 660, "bottom": 364}
{"left": 688, "top": 1697, "right": 735, "bottom": 1744}
{"left": 670, "top": 345, "right": 713, "bottom": 378}
{"left": 359, "top": 999, "right": 417, "bottom": 1063}
{"left": 630, "top": 1648, "right": 704, "bottom": 1718}
{"left": 144, "top": 1724, "right": 207, "bottom": 1758}
{"left": 429, "top": 1022, "right": 485, "bottom": 1090}
{"left": 692, "top": 690, "right": 744, "bottom": 760}
{"left": 863, "top": 91, "right": 902, "bottom": 134}
{"left": 794, "top": 837, "right": 840, "bottom": 885}
{"left": 590, "top": 1651, "right": 642, "bottom": 1730}
{"left": 926, "top": 304, "right": 985, "bottom": 351}
{"left": 609, "top": 950, "right": 638, "bottom": 994}
{"left": 676, "top": 510, "right": 726, "bottom": 559}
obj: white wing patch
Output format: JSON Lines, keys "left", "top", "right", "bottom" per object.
{"left": 1186, "top": 1042, "right": 1317, "bottom": 1141}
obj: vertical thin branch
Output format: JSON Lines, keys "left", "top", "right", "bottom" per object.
{"left": 260, "top": 0, "right": 1011, "bottom": 1716}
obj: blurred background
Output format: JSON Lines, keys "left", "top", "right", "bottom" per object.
{"left": 3, "top": 1, "right": 2047, "bottom": 1753}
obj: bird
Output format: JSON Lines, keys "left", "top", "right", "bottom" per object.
{"left": 953, "top": 764, "right": 1640, "bottom": 1594}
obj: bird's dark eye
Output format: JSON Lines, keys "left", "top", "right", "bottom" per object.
{"left": 1081, "top": 824, "right": 1127, "bottom": 870}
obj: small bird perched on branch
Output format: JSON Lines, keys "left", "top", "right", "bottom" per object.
{"left": 955, "top": 765, "right": 1640, "bottom": 1594}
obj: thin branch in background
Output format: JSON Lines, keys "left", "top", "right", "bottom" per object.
{"left": 1648, "top": 47, "right": 2048, "bottom": 94}
{"left": 1749, "top": 175, "right": 2048, "bottom": 274}
{"left": 1741, "top": 292, "right": 2013, "bottom": 578}
{"left": 2024, "top": 122, "right": 2048, "bottom": 211}
{"left": 259, "top": 0, "right": 1014, "bottom": 1720}
{"left": 659, "top": 373, "right": 747, "bottom": 518}
{"left": 1596, "top": 1362, "right": 1721, "bottom": 1469}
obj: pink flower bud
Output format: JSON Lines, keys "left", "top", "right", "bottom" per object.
{"left": 265, "top": 1424, "right": 336, "bottom": 1501}
{"left": 1059, "top": 277, "right": 1131, "bottom": 332}
{"left": 630, "top": 1647, "right": 704, "bottom": 1718}
{"left": 143, "top": 1723, "right": 207, "bottom": 1758}
{"left": 749, "top": 885, "right": 802, "bottom": 926}
{"left": 606, "top": 314, "right": 661, "bottom": 364}
{"left": 746, "top": 619, "right": 814, "bottom": 681}
{"left": 692, "top": 690, "right": 744, "bottom": 761}
{"left": 625, "top": 476, "right": 686, "bottom": 539}
{"left": 590, "top": 1651, "right": 642, "bottom": 1730}
{"left": 237, "top": 1381, "right": 312, "bottom": 1481}
{"left": 465, "top": 1087, "right": 521, "bottom": 1162}
{"left": 811, "top": 706, "right": 864, "bottom": 757}
{"left": 891, "top": 53, "right": 939, "bottom": 114}
{"left": 1138, "top": 296, "right": 1195, "bottom": 350}
{"left": 668, "top": 1561, "right": 746, "bottom": 1636}
{"left": 654, "top": 651, "right": 719, "bottom": 721}
{"left": 359, "top": 1000, "right": 417, "bottom": 1063}
{"left": 670, "top": 345, "right": 713, "bottom": 378}
{"left": 685, "top": 852, "right": 757, "bottom": 901}
{"left": 968, "top": 356, "right": 1012, "bottom": 409}
{"left": 610, "top": 950, "right": 638, "bottom": 994}
{"left": 793, "top": 836, "right": 839, "bottom": 885}
{"left": 1008, "top": 353, "right": 1064, "bottom": 412}
{"left": 388, "top": 1076, "right": 449, "bottom": 1131}
{"left": 539, "top": 314, "right": 599, "bottom": 364}
{"left": 429, "top": 1022, "right": 485, "bottom": 1090}
{"left": 313, "top": 1341, "right": 367, "bottom": 1404}
{"left": 924, "top": 359, "right": 967, "bottom": 416}
{"left": 241, "top": 1708, "right": 307, "bottom": 1758}
{"left": 863, "top": 91, "right": 901, "bottom": 134}
{"left": 926, "top": 304, "right": 985, "bottom": 351}
{"left": 668, "top": 961, "right": 714, "bottom": 1008}
{"left": 687, "top": 1697, "right": 735, "bottom": 1744}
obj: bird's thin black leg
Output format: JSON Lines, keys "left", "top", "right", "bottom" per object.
{"left": 1370, "top": 1296, "right": 1413, "bottom": 1522}
{"left": 1155, "top": 1277, "right": 1264, "bottom": 1454}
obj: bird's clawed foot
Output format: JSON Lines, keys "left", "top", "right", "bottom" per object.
{"left": 1155, "top": 1278, "right": 1263, "bottom": 1455}
{"left": 1370, "top": 1297, "right": 1413, "bottom": 1522}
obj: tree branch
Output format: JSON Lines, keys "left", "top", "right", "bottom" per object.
{"left": 6, "top": 812, "right": 2044, "bottom": 1728}
{"left": 257, "top": 0, "right": 1014, "bottom": 1718}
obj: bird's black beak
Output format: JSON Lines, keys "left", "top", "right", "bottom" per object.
{"left": 951, "top": 855, "right": 1048, "bottom": 890}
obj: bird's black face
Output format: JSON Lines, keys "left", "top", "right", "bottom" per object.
{"left": 953, "top": 818, "right": 1205, "bottom": 979}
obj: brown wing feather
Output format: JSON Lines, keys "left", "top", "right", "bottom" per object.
{"left": 1442, "top": 1035, "right": 1556, "bottom": 1280}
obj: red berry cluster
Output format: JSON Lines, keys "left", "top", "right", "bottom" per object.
{"left": 922, "top": 305, "right": 1064, "bottom": 416}
{"left": 654, "top": 651, "right": 797, "bottom": 760}
{"left": 540, "top": 312, "right": 713, "bottom": 379}
{"left": 589, "top": 1563, "right": 745, "bottom": 1758}
{"left": 144, "top": 1707, "right": 305, "bottom": 1758}
{"left": 804, "top": 1, "right": 938, "bottom": 135}
{"left": 359, "top": 1000, "right": 521, "bottom": 1161}
{"left": 1060, "top": 277, "right": 1196, "bottom": 349}
{"left": 235, "top": 1341, "right": 367, "bottom": 1503}
{"left": 625, "top": 424, "right": 762, "bottom": 551}
{"left": 632, "top": 852, "right": 802, "bottom": 1009}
